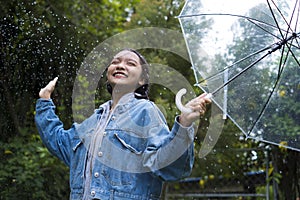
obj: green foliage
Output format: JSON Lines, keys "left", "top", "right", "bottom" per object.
{"left": 45, "top": 0, "right": 140, "bottom": 39}
{"left": 1, "top": 0, "right": 299, "bottom": 199}
{"left": 269, "top": 148, "right": 300, "bottom": 199}
{"left": 0, "top": 130, "right": 69, "bottom": 199}
{"left": 127, "top": 0, "right": 183, "bottom": 29}
{"left": 0, "top": 0, "right": 140, "bottom": 198}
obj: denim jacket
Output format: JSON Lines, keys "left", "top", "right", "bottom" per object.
{"left": 35, "top": 93, "right": 195, "bottom": 200}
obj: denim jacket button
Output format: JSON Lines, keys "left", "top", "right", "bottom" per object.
{"left": 103, "top": 131, "right": 107, "bottom": 136}
{"left": 91, "top": 190, "right": 96, "bottom": 196}
{"left": 111, "top": 116, "right": 116, "bottom": 120}
{"left": 98, "top": 151, "right": 103, "bottom": 157}
{"left": 94, "top": 172, "right": 99, "bottom": 178}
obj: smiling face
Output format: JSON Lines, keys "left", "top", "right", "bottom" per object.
{"left": 107, "top": 50, "right": 145, "bottom": 94}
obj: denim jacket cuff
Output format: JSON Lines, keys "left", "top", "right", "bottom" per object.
{"left": 36, "top": 98, "right": 55, "bottom": 112}
{"left": 37, "top": 98, "right": 53, "bottom": 103}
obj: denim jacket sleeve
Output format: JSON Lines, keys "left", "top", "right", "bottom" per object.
{"left": 35, "top": 99, "right": 77, "bottom": 166}
{"left": 142, "top": 102, "right": 195, "bottom": 181}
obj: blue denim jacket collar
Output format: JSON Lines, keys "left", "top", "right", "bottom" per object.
{"left": 110, "top": 92, "right": 135, "bottom": 114}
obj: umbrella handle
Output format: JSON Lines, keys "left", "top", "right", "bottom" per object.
{"left": 176, "top": 88, "right": 213, "bottom": 113}
{"left": 175, "top": 88, "right": 193, "bottom": 113}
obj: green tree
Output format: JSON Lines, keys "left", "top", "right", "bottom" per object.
{"left": 0, "top": 0, "right": 139, "bottom": 198}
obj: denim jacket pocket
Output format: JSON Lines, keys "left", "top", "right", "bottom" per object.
{"left": 70, "top": 138, "right": 85, "bottom": 190}
{"left": 72, "top": 136, "right": 83, "bottom": 152}
{"left": 114, "top": 133, "right": 143, "bottom": 155}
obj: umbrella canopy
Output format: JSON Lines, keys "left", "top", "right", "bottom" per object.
{"left": 178, "top": 0, "right": 300, "bottom": 151}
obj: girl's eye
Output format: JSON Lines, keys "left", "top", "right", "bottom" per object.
{"left": 128, "top": 62, "right": 136, "bottom": 66}
{"left": 111, "top": 60, "right": 119, "bottom": 65}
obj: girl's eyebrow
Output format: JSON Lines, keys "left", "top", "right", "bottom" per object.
{"left": 112, "top": 56, "right": 139, "bottom": 64}
{"left": 127, "top": 58, "right": 138, "bottom": 64}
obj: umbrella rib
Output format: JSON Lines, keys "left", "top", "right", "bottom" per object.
{"left": 276, "top": 43, "right": 289, "bottom": 82}
{"left": 293, "top": 1, "right": 300, "bottom": 48}
{"left": 247, "top": 54, "right": 286, "bottom": 138}
{"left": 288, "top": 0, "right": 300, "bottom": 33}
{"left": 266, "top": 0, "right": 285, "bottom": 39}
{"left": 283, "top": 32, "right": 300, "bottom": 50}
{"left": 288, "top": 33, "right": 300, "bottom": 50}
{"left": 277, "top": 34, "right": 300, "bottom": 81}
{"left": 268, "top": 0, "right": 300, "bottom": 51}
{"left": 246, "top": 19, "right": 300, "bottom": 49}
{"left": 223, "top": 35, "right": 298, "bottom": 137}
{"left": 249, "top": 34, "right": 300, "bottom": 136}
{"left": 276, "top": 37, "right": 293, "bottom": 79}
{"left": 286, "top": 36, "right": 300, "bottom": 68}
{"left": 211, "top": 32, "right": 299, "bottom": 95}
{"left": 178, "top": 13, "right": 290, "bottom": 35}
{"left": 269, "top": 0, "right": 295, "bottom": 35}
{"left": 246, "top": 18, "right": 281, "bottom": 40}
{"left": 210, "top": 52, "right": 271, "bottom": 95}
{"left": 294, "top": 0, "right": 300, "bottom": 32}
{"left": 279, "top": 33, "right": 300, "bottom": 71}
{"left": 295, "top": 32, "right": 300, "bottom": 49}
{"left": 197, "top": 44, "right": 274, "bottom": 89}
{"left": 247, "top": 42, "right": 296, "bottom": 137}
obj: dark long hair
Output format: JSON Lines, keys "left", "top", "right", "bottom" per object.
{"left": 106, "top": 48, "right": 150, "bottom": 99}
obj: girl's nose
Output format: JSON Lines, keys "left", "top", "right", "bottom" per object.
{"left": 116, "top": 62, "right": 126, "bottom": 70}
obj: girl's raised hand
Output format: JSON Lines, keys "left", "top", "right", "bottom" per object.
{"left": 39, "top": 77, "right": 58, "bottom": 99}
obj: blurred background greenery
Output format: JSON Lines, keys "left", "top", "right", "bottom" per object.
{"left": 0, "top": 0, "right": 299, "bottom": 199}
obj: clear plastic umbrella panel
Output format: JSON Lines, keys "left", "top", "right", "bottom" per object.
{"left": 178, "top": 0, "right": 300, "bottom": 151}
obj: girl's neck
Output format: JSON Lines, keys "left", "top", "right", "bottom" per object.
{"left": 111, "top": 90, "right": 134, "bottom": 110}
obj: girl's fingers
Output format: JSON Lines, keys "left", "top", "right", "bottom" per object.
{"left": 185, "top": 93, "right": 211, "bottom": 116}
{"left": 39, "top": 77, "right": 58, "bottom": 99}
{"left": 179, "top": 93, "right": 212, "bottom": 126}
{"left": 47, "top": 77, "right": 58, "bottom": 91}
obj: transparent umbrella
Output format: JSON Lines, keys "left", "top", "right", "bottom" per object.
{"left": 177, "top": 0, "right": 300, "bottom": 151}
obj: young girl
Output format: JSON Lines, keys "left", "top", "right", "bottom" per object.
{"left": 35, "top": 48, "right": 211, "bottom": 199}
